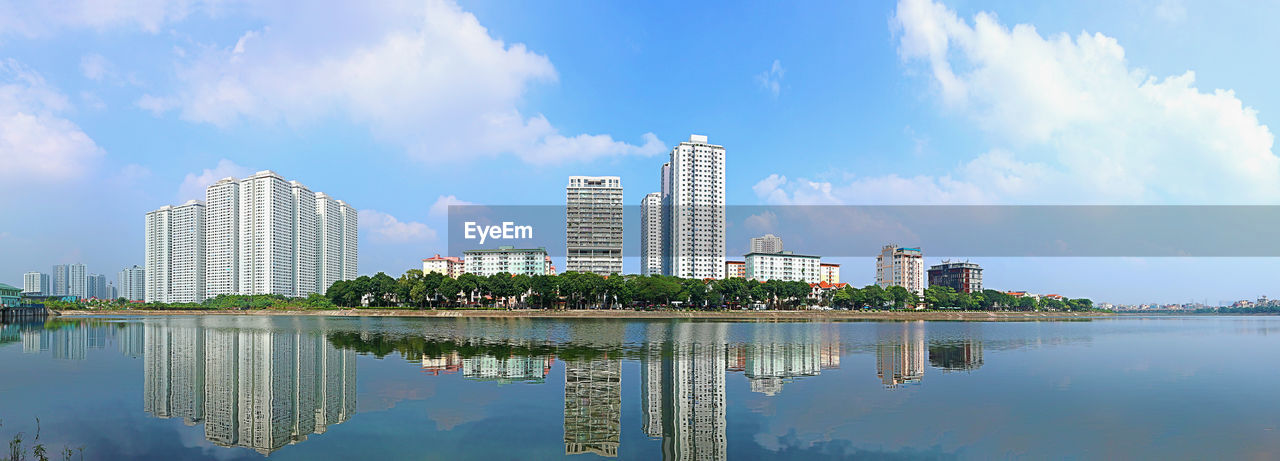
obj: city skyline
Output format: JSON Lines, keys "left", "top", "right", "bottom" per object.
{"left": 4, "top": 0, "right": 1280, "bottom": 303}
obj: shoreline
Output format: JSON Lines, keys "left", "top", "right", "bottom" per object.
{"left": 53, "top": 309, "right": 1113, "bottom": 321}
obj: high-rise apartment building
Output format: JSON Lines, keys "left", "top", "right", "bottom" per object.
{"left": 316, "top": 192, "right": 357, "bottom": 293}
{"left": 876, "top": 245, "right": 924, "bottom": 298}
{"left": 22, "top": 272, "right": 50, "bottom": 295}
{"left": 119, "top": 265, "right": 145, "bottom": 301}
{"left": 145, "top": 200, "right": 206, "bottom": 303}
{"left": 565, "top": 176, "right": 623, "bottom": 275}
{"left": 640, "top": 192, "right": 663, "bottom": 276}
{"left": 750, "top": 234, "right": 783, "bottom": 254}
{"left": 68, "top": 263, "right": 86, "bottom": 298}
{"left": 52, "top": 265, "right": 70, "bottom": 296}
{"left": 86, "top": 274, "right": 107, "bottom": 299}
{"left": 200, "top": 171, "right": 356, "bottom": 299}
{"left": 664, "top": 135, "right": 726, "bottom": 279}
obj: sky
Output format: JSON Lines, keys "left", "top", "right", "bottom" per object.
{"left": 1, "top": 0, "right": 1278, "bottom": 305}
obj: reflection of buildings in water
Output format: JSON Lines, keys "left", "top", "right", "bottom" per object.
{"left": 741, "top": 325, "right": 841, "bottom": 396}
{"left": 563, "top": 357, "right": 621, "bottom": 457}
{"left": 118, "top": 322, "right": 144, "bottom": 358}
{"left": 641, "top": 323, "right": 728, "bottom": 461}
{"left": 928, "top": 340, "right": 984, "bottom": 373}
{"left": 421, "top": 351, "right": 462, "bottom": 375}
{"left": 143, "top": 318, "right": 357, "bottom": 455}
{"left": 876, "top": 322, "right": 926, "bottom": 389}
{"left": 22, "top": 324, "right": 96, "bottom": 360}
{"left": 461, "top": 354, "right": 554, "bottom": 385}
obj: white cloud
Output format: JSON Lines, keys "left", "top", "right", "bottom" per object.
{"left": 1155, "top": 0, "right": 1187, "bottom": 25}
{"left": 141, "top": 0, "right": 663, "bottom": 164}
{"left": 0, "top": 0, "right": 201, "bottom": 37}
{"left": 359, "top": 209, "right": 437, "bottom": 243}
{"left": 177, "top": 158, "right": 252, "bottom": 202}
{"left": 763, "top": 0, "right": 1280, "bottom": 205}
{"left": 80, "top": 54, "right": 110, "bottom": 81}
{"left": 0, "top": 59, "right": 104, "bottom": 187}
{"left": 428, "top": 195, "right": 474, "bottom": 218}
{"left": 756, "top": 59, "right": 785, "bottom": 98}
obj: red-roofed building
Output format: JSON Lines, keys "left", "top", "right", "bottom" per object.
{"left": 820, "top": 263, "right": 840, "bottom": 284}
{"left": 422, "top": 254, "right": 465, "bottom": 278}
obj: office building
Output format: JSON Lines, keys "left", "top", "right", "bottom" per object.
{"left": 119, "top": 265, "right": 145, "bottom": 301}
{"left": 566, "top": 176, "right": 623, "bottom": 275}
{"left": 876, "top": 245, "right": 924, "bottom": 298}
{"left": 927, "top": 261, "right": 983, "bottom": 293}
{"left": 725, "top": 260, "right": 745, "bottom": 278}
{"left": 745, "top": 251, "right": 821, "bottom": 283}
{"left": 664, "top": 135, "right": 726, "bottom": 279}
{"left": 422, "top": 255, "right": 466, "bottom": 278}
{"left": 463, "top": 247, "right": 550, "bottom": 276}
{"left": 640, "top": 192, "right": 663, "bottom": 276}
{"left": 820, "top": 263, "right": 840, "bottom": 284}
{"left": 750, "top": 234, "right": 783, "bottom": 254}
{"left": 22, "top": 272, "right": 50, "bottom": 296}
{"left": 145, "top": 200, "right": 206, "bottom": 303}
{"left": 201, "top": 171, "right": 356, "bottom": 299}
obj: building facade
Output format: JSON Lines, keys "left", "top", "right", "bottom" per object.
{"left": 664, "top": 135, "right": 726, "bottom": 279}
{"left": 876, "top": 245, "right": 924, "bottom": 298}
{"left": 927, "top": 261, "right": 983, "bottom": 293}
{"left": 724, "top": 260, "right": 746, "bottom": 278}
{"left": 744, "top": 251, "right": 822, "bottom": 283}
{"left": 51, "top": 264, "right": 70, "bottom": 296}
{"left": 640, "top": 192, "right": 663, "bottom": 276}
{"left": 86, "top": 274, "right": 107, "bottom": 299}
{"left": 145, "top": 200, "right": 206, "bottom": 303}
{"left": 119, "top": 265, "right": 145, "bottom": 301}
{"left": 820, "top": 263, "right": 841, "bottom": 284}
{"left": 463, "top": 247, "right": 550, "bottom": 276}
{"left": 422, "top": 255, "right": 465, "bottom": 278}
{"left": 750, "top": 234, "right": 783, "bottom": 254}
{"left": 68, "top": 263, "right": 86, "bottom": 298}
{"left": 566, "top": 176, "right": 623, "bottom": 275}
{"left": 201, "top": 171, "right": 356, "bottom": 299}
{"left": 22, "top": 272, "right": 49, "bottom": 296}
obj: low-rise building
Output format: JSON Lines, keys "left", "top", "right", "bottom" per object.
{"left": 0, "top": 283, "right": 21, "bottom": 307}
{"left": 463, "top": 247, "right": 551, "bottom": 276}
{"left": 820, "top": 263, "right": 840, "bottom": 284}
{"left": 422, "top": 255, "right": 466, "bottom": 278}
{"left": 927, "top": 261, "right": 983, "bottom": 293}
{"left": 745, "top": 251, "right": 822, "bottom": 283}
{"left": 725, "top": 261, "right": 746, "bottom": 278}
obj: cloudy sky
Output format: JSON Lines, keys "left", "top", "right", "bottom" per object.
{"left": 1, "top": 0, "right": 1277, "bottom": 304}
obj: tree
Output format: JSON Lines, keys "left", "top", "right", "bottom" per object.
{"left": 887, "top": 286, "right": 916, "bottom": 309}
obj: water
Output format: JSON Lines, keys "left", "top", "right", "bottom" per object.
{"left": 2, "top": 315, "right": 1278, "bottom": 460}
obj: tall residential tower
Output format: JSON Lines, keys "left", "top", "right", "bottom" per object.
{"left": 664, "top": 135, "right": 726, "bottom": 279}
{"left": 565, "top": 176, "right": 623, "bottom": 275}
{"left": 145, "top": 200, "right": 206, "bottom": 303}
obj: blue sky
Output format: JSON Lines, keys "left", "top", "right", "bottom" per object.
{"left": 1, "top": 0, "right": 1278, "bottom": 304}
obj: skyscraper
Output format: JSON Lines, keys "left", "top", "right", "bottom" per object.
{"left": 145, "top": 201, "right": 206, "bottom": 303}
{"left": 664, "top": 135, "right": 726, "bottom": 279}
{"left": 640, "top": 192, "right": 663, "bottom": 276}
{"left": 86, "top": 274, "right": 107, "bottom": 299}
{"left": 119, "top": 265, "right": 145, "bottom": 301}
{"left": 750, "top": 234, "right": 783, "bottom": 254}
{"left": 316, "top": 193, "right": 357, "bottom": 294}
{"left": 199, "top": 171, "right": 356, "bottom": 299}
{"left": 52, "top": 264, "right": 69, "bottom": 296}
{"left": 68, "top": 263, "right": 87, "bottom": 298}
{"left": 876, "top": 244, "right": 924, "bottom": 299}
{"left": 566, "top": 176, "right": 623, "bottom": 275}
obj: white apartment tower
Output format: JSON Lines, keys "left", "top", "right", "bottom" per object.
{"left": 664, "top": 135, "right": 726, "bottom": 279}
{"left": 316, "top": 193, "right": 357, "bottom": 293}
{"left": 565, "top": 176, "right": 623, "bottom": 275}
{"left": 750, "top": 234, "right": 783, "bottom": 254}
{"left": 876, "top": 245, "right": 925, "bottom": 298}
{"left": 290, "top": 181, "right": 318, "bottom": 297}
{"left": 237, "top": 171, "right": 295, "bottom": 296}
{"left": 205, "top": 178, "right": 239, "bottom": 298}
{"left": 22, "top": 272, "right": 50, "bottom": 295}
{"left": 68, "top": 263, "right": 87, "bottom": 298}
{"left": 119, "top": 265, "right": 145, "bottom": 301}
{"left": 640, "top": 192, "right": 663, "bottom": 276}
{"left": 145, "top": 200, "right": 206, "bottom": 303}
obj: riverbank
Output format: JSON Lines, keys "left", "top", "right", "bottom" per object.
{"left": 53, "top": 308, "right": 1111, "bottom": 321}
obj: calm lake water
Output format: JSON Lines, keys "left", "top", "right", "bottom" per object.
{"left": 2, "top": 315, "right": 1279, "bottom": 460}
